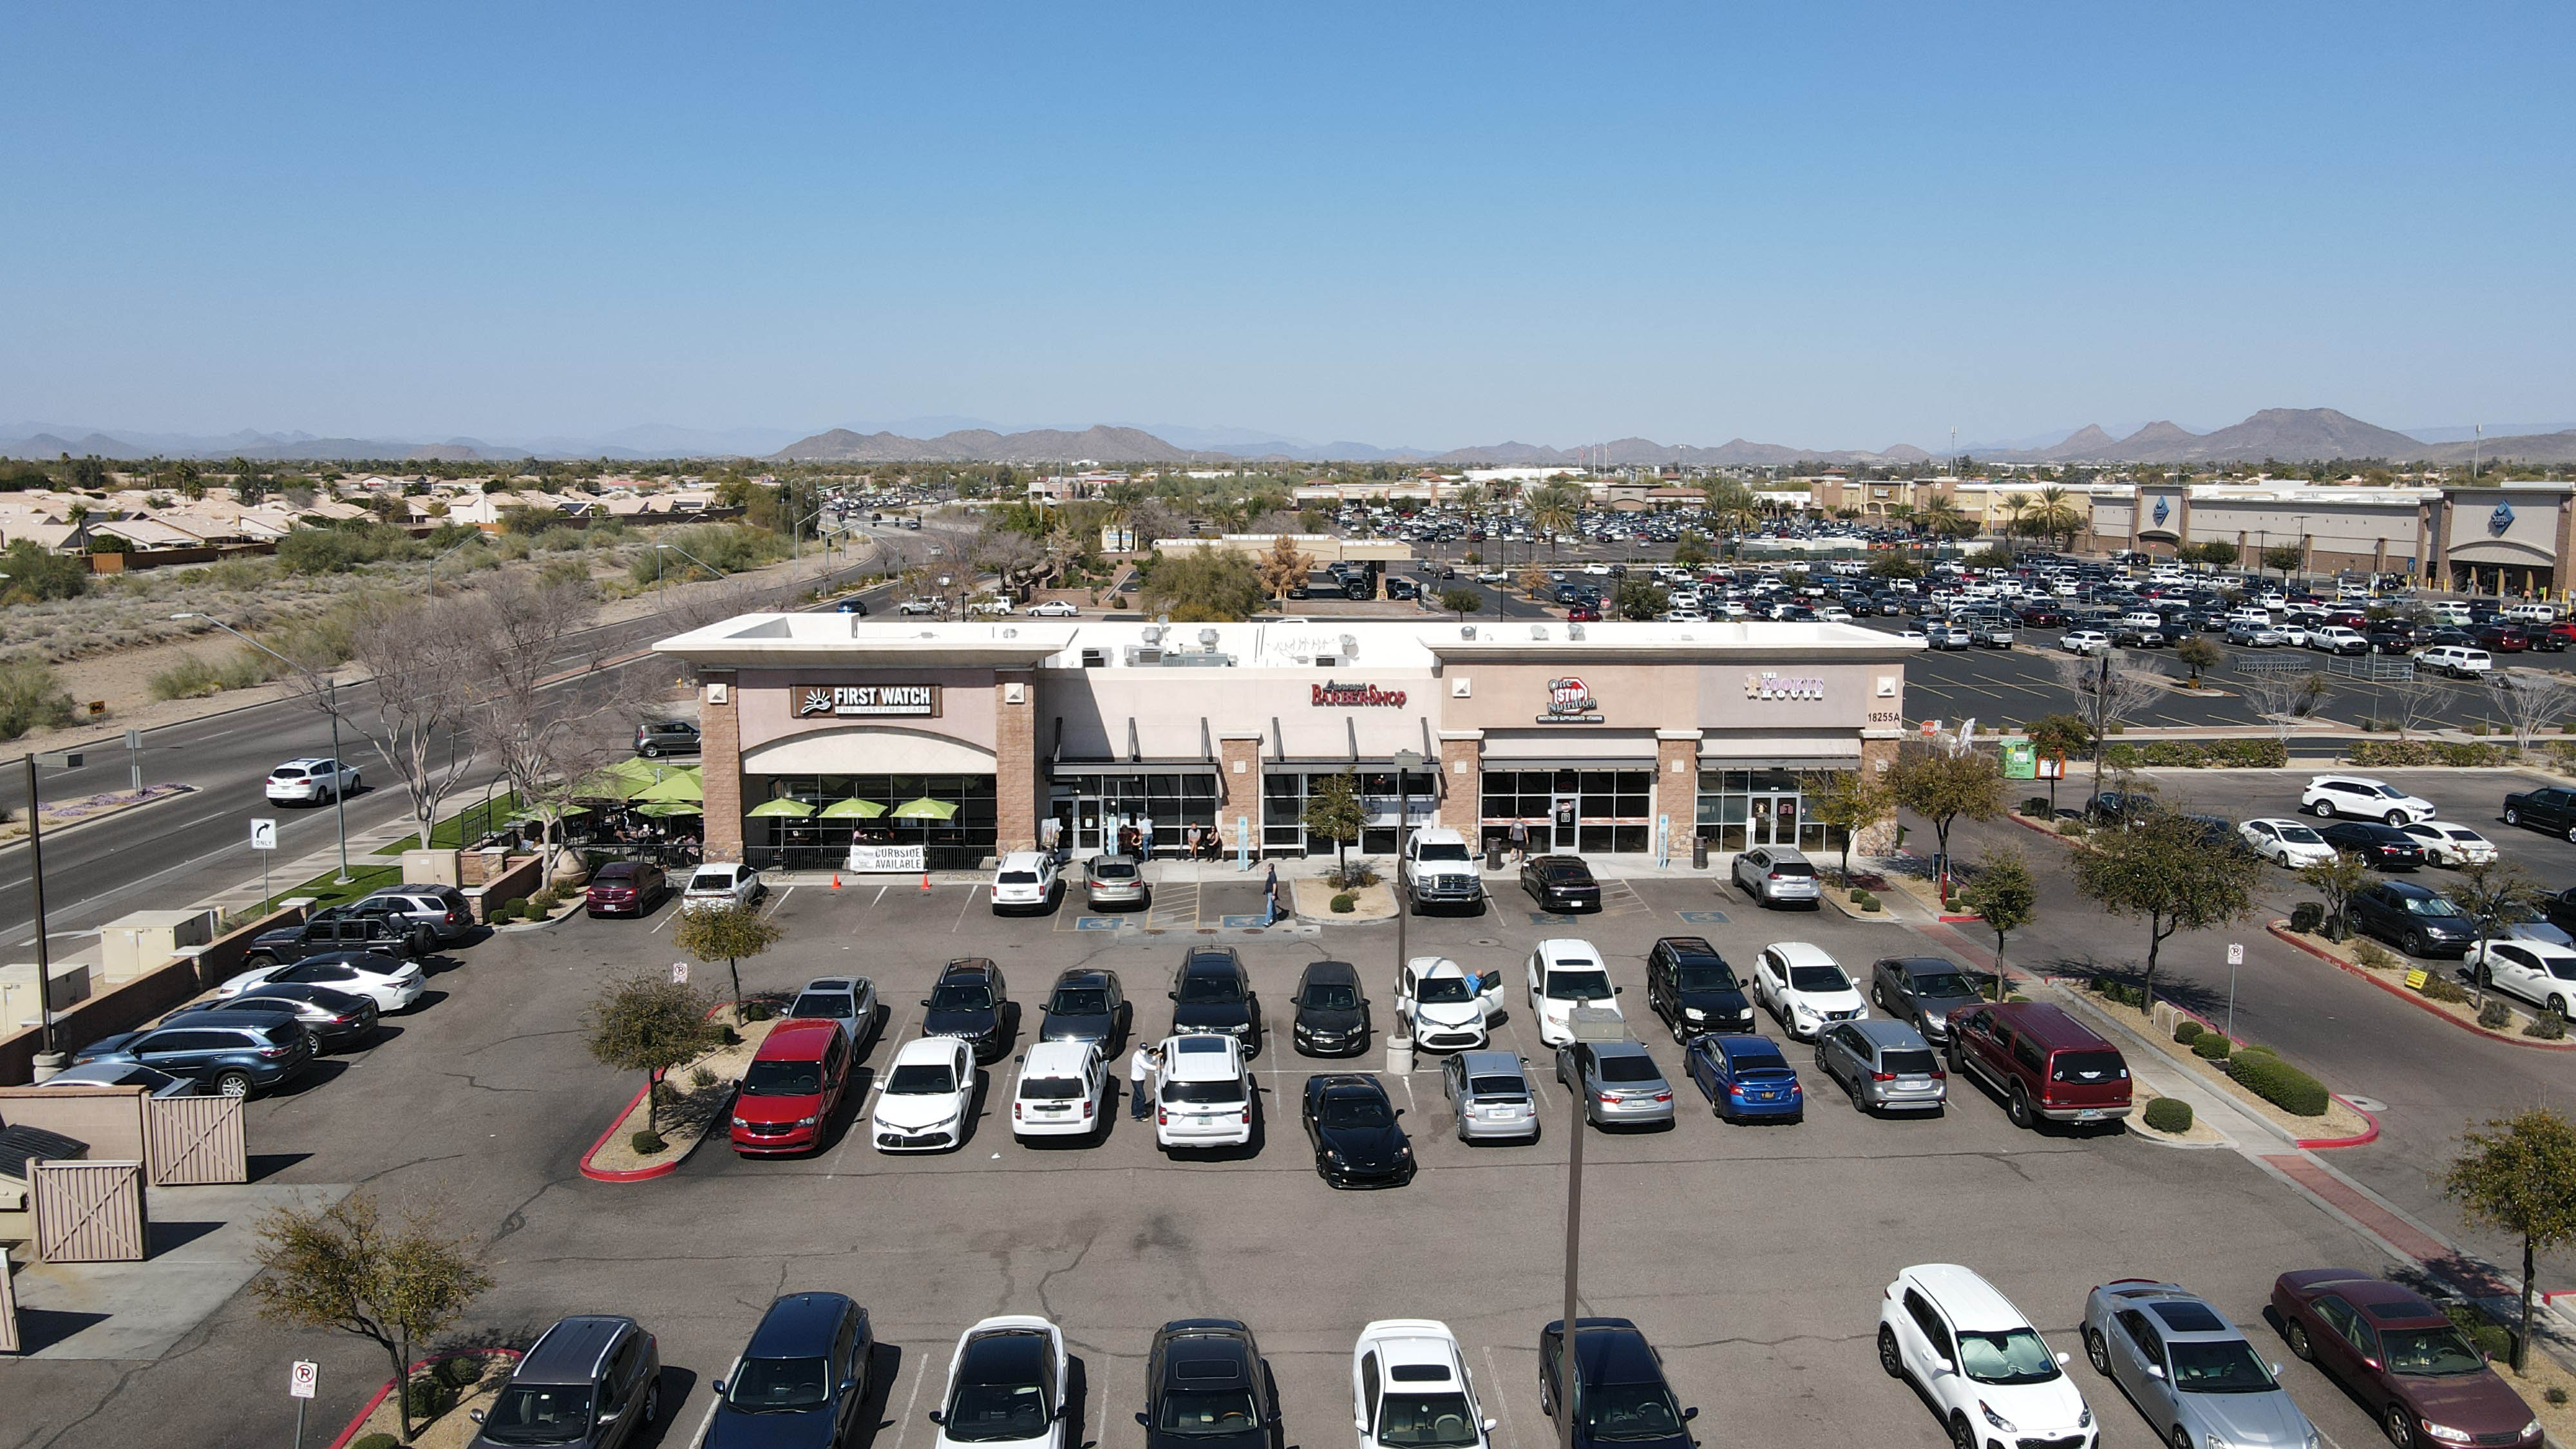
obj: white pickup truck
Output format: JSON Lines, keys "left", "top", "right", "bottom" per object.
{"left": 1401, "top": 828, "right": 1485, "bottom": 914}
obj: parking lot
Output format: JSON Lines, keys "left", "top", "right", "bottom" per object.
{"left": 6, "top": 860, "right": 2472, "bottom": 1449}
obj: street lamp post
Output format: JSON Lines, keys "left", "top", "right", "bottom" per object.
{"left": 654, "top": 542, "right": 728, "bottom": 583}
{"left": 23, "top": 747, "right": 82, "bottom": 1072}
{"left": 425, "top": 533, "right": 484, "bottom": 598}
{"left": 1390, "top": 750, "right": 1421, "bottom": 983}
{"left": 173, "top": 613, "right": 353, "bottom": 882}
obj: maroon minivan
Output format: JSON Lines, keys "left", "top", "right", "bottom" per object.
{"left": 1944, "top": 1001, "right": 2130, "bottom": 1128}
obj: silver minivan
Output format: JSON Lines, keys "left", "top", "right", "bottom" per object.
{"left": 1814, "top": 1019, "right": 1946, "bottom": 1114}
{"left": 1441, "top": 1049, "right": 1540, "bottom": 1144}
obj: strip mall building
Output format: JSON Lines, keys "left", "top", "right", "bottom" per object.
{"left": 653, "top": 616, "right": 1918, "bottom": 870}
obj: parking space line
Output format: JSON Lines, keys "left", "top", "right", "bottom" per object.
{"left": 886, "top": 1349, "right": 929, "bottom": 1449}
{"left": 1481, "top": 1345, "right": 1525, "bottom": 1449}
{"left": 762, "top": 885, "right": 795, "bottom": 918}
{"left": 952, "top": 884, "right": 980, "bottom": 932}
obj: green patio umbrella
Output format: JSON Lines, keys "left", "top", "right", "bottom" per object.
{"left": 574, "top": 758, "right": 666, "bottom": 799}
{"left": 745, "top": 798, "right": 815, "bottom": 819}
{"left": 633, "top": 801, "right": 701, "bottom": 818}
{"left": 516, "top": 802, "right": 590, "bottom": 823}
{"left": 890, "top": 796, "right": 958, "bottom": 820}
{"left": 635, "top": 770, "right": 705, "bottom": 804}
{"left": 818, "top": 797, "right": 888, "bottom": 819}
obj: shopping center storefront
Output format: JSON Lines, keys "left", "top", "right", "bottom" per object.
{"left": 652, "top": 617, "right": 1915, "bottom": 869}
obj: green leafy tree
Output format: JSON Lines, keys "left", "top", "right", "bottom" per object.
{"left": 1959, "top": 849, "right": 2039, "bottom": 996}
{"left": 2174, "top": 634, "right": 2224, "bottom": 687}
{"left": 2441, "top": 1108, "right": 2576, "bottom": 1372}
{"left": 1, "top": 538, "right": 90, "bottom": 603}
{"left": 1139, "top": 549, "right": 1267, "bottom": 621}
{"left": 1613, "top": 579, "right": 1669, "bottom": 620}
{"left": 2261, "top": 544, "right": 2304, "bottom": 576}
{"left": 1888, "top": 746, "right": 2005, "bottom": 893}
{"left": 251, "top": 1190, "right": 492, "bottom": 1443}
{"left": 583, "top": 972, "right": 722, "bottom": 1131}
{"left": 2295, "top": 852, "right": 2376, "bottom": 942}
{"left": 673, "top": 900, "right": 785, "bottom": 1012}
{"left": 1670, "top": 531, "right": 1710, "bottom": 567}
{"left": 1301, "top": 768, "right": 1367, "bottom": 884}
{"left": 1806, "top": 768, "right": 1895, "bottom": 882}
{"left": 2072, "top": 808, "right": 2257, "bottom": 1009}
{"left": 1437, "top": 585, "right": 1482, "bottom": 619}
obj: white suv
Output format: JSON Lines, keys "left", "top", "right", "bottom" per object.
{"left": 1152, "top": 1034, "right": 1251, "bottom": 1151}
{"left": 1352, "top": 1320, "right": 1494, "bottom": 1449}
{"left": 1524, "top": 938, "right": 1622, "bottom": 1046}
{"left": 1752, "top": 942, "right": 1865, "bottom": 1041}
{"left": 1396, "top": 955, "right": 1503, "bottom": 1052}
{"left": 1009, "top": 1040, "right": 1105, "bottom": 1142}
{"left": 2414, "top": 644, "right": 2492, "bottom": 679}
{"left": 2058, "top": 630, "right": 2111, "bottom": 656}
{"left": 265, "top": 757, "right": 359, "bottom": 804}
{"left": 990, "top": 851, "right": 1059, "bottom": 914}
{"left": 2300, "top": 774, "right": 2435, "bottom": 825}
{"left": 1877, "top": 1264, "right": 2094, "bottom": 1449}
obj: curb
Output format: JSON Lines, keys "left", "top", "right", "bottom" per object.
{"left": 577, "top": 1081, "right": 690, "bottom": 1182}
{"left": 2298, "top": 1096, "right": 2383, "bottom": 1150}
{"left": 0, "top": 782, "right": 200, "bottom": 855}
{"left": 2265, "top": 921, "right": 2576, "bottom": 1052}
{"left": 328, "top": 1348, "right": 523, "bottom": 1449}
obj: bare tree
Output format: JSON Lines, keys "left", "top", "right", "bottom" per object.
{"left": 2049, "top": 650, "right": 2168, "bottom": 807}
{"left": 321, "top": 592, "right": 483, "bottom": 852}
{"left": 2234, "top": 668, "right": 2331, "bottom": 747}
{"left": 2383, "top": 676, "right": 2447, "bottom": 740}
{"left": 2489, "top": 669, "right": 2576, "bottom": 755}
{"left": 462, "top": 574, "right": 638, "bottom": 881}
{"left": 653, "top": 573, "right": 790, "bottom": 635}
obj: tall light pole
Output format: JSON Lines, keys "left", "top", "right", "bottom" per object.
{"left": 174, "top": 613, "right": 353, "bottom": 882}
{"left": 1390, "top": 750, "right": 1421, "bottom": 989}
{"left": 654, "top": 542, "right": 729, "bottom": 582}
{"left": 23, "top": 747, "right": 82, "bottom": 1072}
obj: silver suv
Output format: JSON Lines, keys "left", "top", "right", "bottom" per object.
{"left": 1813, "top": 1019, "right": 1946, "bottom": 1114}
{"left": 1733, "top": 846, "right": 1822, "bottom": 908}
{"left": 360, "top": 885, "right": 474, "bottom": 945}
{"left": 468, "top": 1314, "right": 662, "bottom": 1449}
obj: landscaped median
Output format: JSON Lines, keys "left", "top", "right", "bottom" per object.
{"left": 2268, "top": 919, "right": 2576, "bottom": 1051}
{"left": 331, "top": 1349, "right": 522, "bottom": 1449}
{"left": 580, "top": 998, "right": 779, "bottom": 1182}
{"left": 2056, "top": 978, "right": 2376, "bottom": 1148}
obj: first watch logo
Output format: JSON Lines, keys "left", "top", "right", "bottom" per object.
{"left": 798, "top": 685, "right": 938, "bottom": 717}
{"left": 1311, "top": 681, "right": 1408, "bottom": 708}
{"left": 1537, "top": 676, "right": 1603, "bottom": 724}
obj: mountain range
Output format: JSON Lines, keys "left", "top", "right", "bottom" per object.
{"left": 10, "top": 406, "right": 2576, "bottom": 468}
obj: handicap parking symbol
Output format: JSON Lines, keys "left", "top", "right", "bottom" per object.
{"left": 1219, "top": 914, "right": 1270, "bottom": 929}
{"left": 1528, "top": 912, "right": 1576, "bottom": 926}
{"left": 1074, "top": 916, "right": 1122, "bottom": 931}
{"left": 1676, "top": 910, "right": 1731, "bottom": 925}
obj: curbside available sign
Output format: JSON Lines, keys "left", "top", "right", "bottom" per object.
{"left": 799, "top": 685, "right": 940, "bottom": 717}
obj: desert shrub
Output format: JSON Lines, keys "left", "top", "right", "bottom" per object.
{"left": 150, "top": 655, "right": 227, "bottom": 700}
{"left": 433, "top": 1354, "right": 486, "bottom": 1390}
{"left": 688, "top": 1065, "right": 717, "bottom": 1090}
{"left": 2101, "top": 743, "right": 2141, "bottom": 768}
{"left": 2142, "top": 1097, "right": 2195, "bottom": 1133}
{"left": 2174, "top": 1020, "right": 2204, "bottom": 1045}
{"left": 2228, "top": 1051, "right": 2330, "bottom": 1116}
{"left": 2116, "top": 739, "right": 2290, "bottom": 768}
{"left": 2192, "top": 1033, "right": 2233, "bottom": 1061}
{"left": 484, "top": 901, "right": 516, "bottom": 925}
{"left": 1331, "top": 892, "right": 1356, "bottom": 913}
{"left": 526, "top": 886, "right": 560, "bottom": 914}
{"left": 2344, "top": 739, "right": 2509, "bottom": 768}
{"left": 402, "top": 1375, "right": 455, "bottom": 1421}
{"left": 0, "top": 658, "right": 75, "bottom": 739}
{"left": 352, "top": 1436, "right": 399, "bottom": 1449}
{"left": 2289, "top": 902, "right": 2325, "bottom": 934}
{"left": 1329, "top": 862, "right": 1379, "bottom": 889}
{"left": 2477, "top": 1000, "right": 2514, "bottom": 1030}
{"left": 2058, "top": 819, "right": 2090, "bottom": 837}
{"left": 500, "top": 896, "right": 531, "bottom": 920}
{"left": 2020, "top": 796, "right": 2052, "bottom": 818}
{"left": 2526, "top": 1010, "right": 2569, "bottom": 1040}
{"left": 2545, "top": 1385, "right": 2568, "bottom": 1406}
{"left": 2421, "top": 974, "right": 2470, "bottom": 1003}
{"left": 1855, "top": 891, "right": 1881, "bottom": 910}
{"left": 2089, "top": 977, "right": 2146, "bottom": 1009}
{"left": 2351, "top": 940, "right": 2398, "bottom": 971}
{"left": 629, "top": 1128, "right": 668, "bottom": 1155}
{"left": 1, "top": 540, "right": 88, "bottom": 602}
{"left": 2441, "top": 1302, "right": 2513, "bottom": 1361}
{"left": 736, "top": 1001, "right": 772, "bottom": 1023}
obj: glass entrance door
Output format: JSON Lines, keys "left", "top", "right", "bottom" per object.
{"left": 1748, "top": 793, "right": 1800, "bottom": 847}
{"left": 1550, "top": 793, "right": 1580, "bottom": 852}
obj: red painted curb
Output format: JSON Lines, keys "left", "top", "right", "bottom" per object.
{"left": 1937, "top": 914, "right": 1983, "bottom": 924}
{"left": 2298, "top": 1097, "right": 2383, "bottom": 1151}
{"left": 329, "top": 1349, "right": 523, "bottom": 1449}
{"left": 578, "top": 1081, "right": 680, "bottom": 1182}
{"left": 2265, "top": 921, "right": 2576, "bottom": 1052}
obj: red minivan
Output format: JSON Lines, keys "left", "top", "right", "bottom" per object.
{"left": 1944, "top": 1001, "right": 2130, "bottom": 1128}
{"left": 730, "top": 1018, "right": 851, "bottom": 1155}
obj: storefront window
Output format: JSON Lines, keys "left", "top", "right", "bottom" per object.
{"left": 1048, "top": 772, "right": 1218, "bottom": 857}
{"left": 1260, "top": 768, "right": 1438, "bottom": 858}
{"left": 1695, "top": 768, "right": 1846, "bottom": 857}
{"left": 1480, "top": 767, "right": 1653, "bottom": 855}
{"left": 745, "top": 773, "right": 996, "bottom": 871}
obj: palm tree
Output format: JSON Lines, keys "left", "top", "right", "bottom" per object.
{"left": 1527, "top": 482, "right": 1586, "bottom": 554}
{"left": 2031, "top": 485, "right": 2084, "bottom": 553}
{"left": 1998, "top": 491, "right": 2034, "bottom": 558}
{"left": 1703, "top": 480, "right": 1761, "bottom": 558}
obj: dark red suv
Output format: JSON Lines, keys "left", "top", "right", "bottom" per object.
{"left": 1943, "top": 1001, "right": 2130, "bottom": 1128}
{"left": 585, "top": 860, "right": 668, "bottom": 916}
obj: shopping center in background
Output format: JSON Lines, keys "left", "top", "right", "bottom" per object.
{"left": 653, "top": 616, "right": 1920, "bottom": 871}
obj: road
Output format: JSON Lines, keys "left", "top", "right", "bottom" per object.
{"left": 0, "top": 542, "right": 926, "bottom": 956}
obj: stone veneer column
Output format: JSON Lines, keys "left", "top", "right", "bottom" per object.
{"left": 1857, "top": 734, "right": 1903, "bottom": 856}
{"left": 701, "top": 673, "right": 743, "bottom": 863}
{"left": 1654, "top": 730, "right": 1700, "bottom": 852}
{"left": 993, "top": 672, "right": 1041, "bottom": 860}
{"left": 1436, "top": 731, "right": 1482, "bottom": 833}
{"left": 1216, "top": 733, "right": 1265, "bottom": 854}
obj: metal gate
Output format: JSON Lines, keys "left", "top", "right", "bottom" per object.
{"left": 145, "top": 1095, "right": 246, "bottom": 1186}
{"left": 0, "top": 1247, "right": 18, "bottom": 1353}
{"left": 30, "top": 1160, "right": 147, "bottom": 1264}
{"left": 2325, "top": 654, "right": 2414, "bottom": 683}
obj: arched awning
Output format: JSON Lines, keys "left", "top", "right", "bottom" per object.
{"left": 743, "top": 726, "right": 996, "bottom": 776}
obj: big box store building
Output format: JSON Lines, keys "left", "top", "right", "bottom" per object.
{"left": 653, "top": 615, "right": 1918, "bottom": 871}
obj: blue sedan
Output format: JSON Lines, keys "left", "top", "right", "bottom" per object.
{"left": 1685, "top": 1033, "right": 1803, "bottom": 1122}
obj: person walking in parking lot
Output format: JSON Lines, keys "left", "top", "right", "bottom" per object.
{"left": 1509, "top": 818, "right": 1529, "bottom": 862}
{"left": 1262, "top": 861, "right": 1280, "bottom": 925}
{"left": 1139, "top": 815, "right": 1155, "bottom": 861}
{"left": 1128, "top": 1042, "right": 1162, "bottom": 1120}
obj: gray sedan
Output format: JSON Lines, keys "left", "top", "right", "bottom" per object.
{"left": 1442, "top": 1049, "right": 1540, "bottom": 1144}
{"left": 2083, "top": 1280, "right": 2316, "bottom": 1449}
{"left": 1812, "top": 1019, "right": 1946, "bottom": 1113}
{"left": 1553, "top": 1040, "right": 1676, "bottom": 1130}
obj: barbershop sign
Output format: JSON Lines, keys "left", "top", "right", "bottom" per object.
{"left": 798, "top": 684, "right": 941, "bottom": 717}
{"left": 1312, "top": 680, "right": 1408, "bottom": 708}
{"left": 1743, "top": 672, "right": 1826, "bottom": 701}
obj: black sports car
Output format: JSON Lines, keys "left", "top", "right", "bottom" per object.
{"left": 1300, "top": 1074, "right": 1413, "bottom": 1188}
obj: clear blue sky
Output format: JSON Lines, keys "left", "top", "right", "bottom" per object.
{"left": 5, "top": 3, "right": 2570, "bottom": 451}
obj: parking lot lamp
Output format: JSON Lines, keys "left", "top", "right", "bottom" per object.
{"left": 173, "top": 612, "right": 353, "bottom": 884}
{"left": 23, "top": 747, "right": 83, "bottom": 1068}
{"left": 1390, "top": 750, "right": 1421, "bottom": 978}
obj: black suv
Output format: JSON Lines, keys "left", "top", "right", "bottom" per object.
{"left": 1537, "top": 1318, "right": 1698, "bottom": 1449}
{"left": 1289, "top": 960, "right": 1370, "bottom": 1057}
{"left": 921, "top": 958, "right": 1012, "bottom": 1061}
{"left": 2350, "top": 880, "right": 2478, "bottom": 957}
{"left": 1643, "top": 937, "right": 1753, "bottom": 1042}
{"left": 470, "top": 1314, "right": 663, "bottom": 1449}
{"left": 1170, "top": 947, "right": 1260, "bottom": 1057}
{"left": 2503, "top": 784, "right": 2576, "bottom": 840}
{"left": 1138, "top": 1320, "right": 1281, "bottom": 1449}
{"left": 1300, "top": 1074, "right": 1413, "bottom": 1188}
{"left": 244, "top": 905, "right": 419, "bottom": 971}
{"left": 1866, "top": 956, "right": 1982, "bottom": 1044}
{"left": 706, "top": 1293, "right": 873, "bottom": 1449}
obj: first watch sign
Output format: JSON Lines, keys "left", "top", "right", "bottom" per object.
{"left": 799, "top": 685, "right": 940, "bottom": 717}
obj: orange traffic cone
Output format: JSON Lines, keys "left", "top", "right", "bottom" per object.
{"left": 920, "top": 871, "right": 933, "bottom": 892}
{"left": 831, "top": 872, "right": 841, "bottom": 891}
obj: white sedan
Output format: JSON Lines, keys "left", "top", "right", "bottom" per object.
{"left": 2239, "top": 817, "right": 2338, "bottom": 868}
{"left": 2399, "top": 820, "right": 2499, "bottom": 866}
{"left": 2467, "top": 938, "right": 2576, "bottom": 1018}
{"left": 680, "top": 863, "right": 764, "bottom": 913}
{"left": 1025, "top": 600, "right": 1080, "bottom": 618}
{"left": 898, "top": 598, "right": 941, "bottom": 615}
{"left": 933, "top": 1316, "right": 1070, "bottom": 1449}
{"left": 1752, "top": 942, "right": 1866, "bottom": 1040}
{"left": 216, "top": 954, "right": 424, "bottom": 1013}
{"left": 872, "top": 1036, "right": 976, "bottom": 1152}
{"left": 1353, "top": 1320, "right": 1494, "bottom": 1449}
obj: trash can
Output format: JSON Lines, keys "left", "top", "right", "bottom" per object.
{"left": 1386, "top": 1034, "right": 1416, "bottom": 1075}
{"left": 1691, "top": 835, "right": 1709, "bottom": 870}
{"left": 1486, "top": 840, "right": 1505, "bottom": 871}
